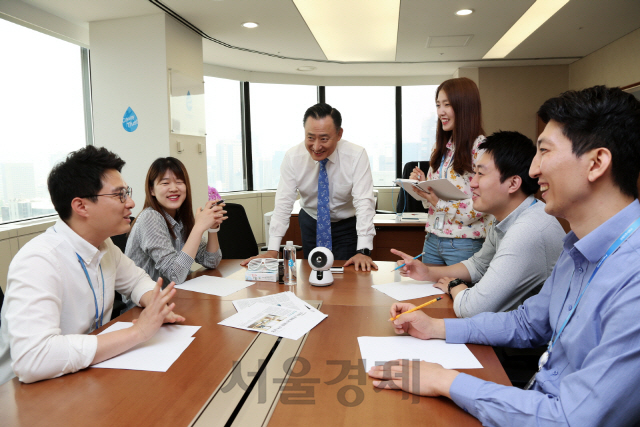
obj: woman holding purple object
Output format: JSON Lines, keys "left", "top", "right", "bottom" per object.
{"left": 125, "top": 157, "right": 227, "bottom": 285}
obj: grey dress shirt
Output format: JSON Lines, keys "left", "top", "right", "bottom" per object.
{"left": 456, "top": 195, "right": 565, "bottom": 317}
{"left": 125, "top": 208, "right": 221, "bottom": 285}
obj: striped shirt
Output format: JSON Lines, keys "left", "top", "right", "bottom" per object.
{"left": 125, "top": 208, "right": 221, "bottom": 285}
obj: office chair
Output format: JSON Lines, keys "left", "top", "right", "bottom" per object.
{"left": 396, "top": 161, "right": 430, "bottom": 214}
{"left": 218, "top": 203, "right": 259, "bottom": 259}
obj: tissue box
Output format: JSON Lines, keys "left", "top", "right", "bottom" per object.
{"left": 245, "top": 270, "right": 278, "bottom": 282}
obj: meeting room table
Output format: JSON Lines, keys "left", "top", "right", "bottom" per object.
{"left": 0, "top": 260, "right": 510, "bottom": 427}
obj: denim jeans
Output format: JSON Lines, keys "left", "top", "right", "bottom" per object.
{"left": 422, "top": 233, "right": 484, "bottom": 265}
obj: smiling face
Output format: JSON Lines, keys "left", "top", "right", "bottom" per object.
{"left": 470, "top": 152, "right": 514, "bottom": 220}
{"left": 151, "top": 169, "right": 187, "bottom": 218}
{"left": 89, "top": 169, "right": 134, "bottom": 237}
{"left": 436, "top": 90, "right": 455, "bottom": 132}
{"left": 304, "top": 116, "right": 343, "bottom": 162}
{"left": 530, "top": 120, "right": 591, "bottom": 219}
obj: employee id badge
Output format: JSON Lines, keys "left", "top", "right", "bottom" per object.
{"left": 433, "top": 212, "right": 446, "bottom": 230}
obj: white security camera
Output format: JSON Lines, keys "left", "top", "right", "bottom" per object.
{"left": 308, "top": 246, "right": 334, "bottom": 286}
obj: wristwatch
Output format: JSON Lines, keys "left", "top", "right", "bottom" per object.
{"left": 356, "top": 248, "right": 371, "bottom": 257}
{"left": 447, "top": 278, "right": 468, "bottom": 295}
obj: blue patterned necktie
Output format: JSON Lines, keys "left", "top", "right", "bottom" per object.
{"left": 316, "top": 158, "right": 332, "bottom": 250}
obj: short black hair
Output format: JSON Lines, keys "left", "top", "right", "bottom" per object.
{"left": 47, "top": 145, "right": 126, "bottom": 220}
{"left": 479, "top": 131, "right": 539, "bottom": 196}
{"left": 303, "top": 103, "right": 342, "bottom": 131}
{"left": 538, "top": 85, "right": 640, "bottom": 199}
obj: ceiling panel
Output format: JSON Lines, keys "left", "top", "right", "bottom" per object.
{"left": 9, "top": 0, "right": 640, "bottom": 77}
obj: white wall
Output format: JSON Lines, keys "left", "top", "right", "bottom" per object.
{"left": 90, "top": 14, "right": 206, "bottom": 215}
{"left": 90, "top": 14, "right": 171, "bottom": 214}
{"left": 569, "top": 27, "right": 640, "bottom": 90}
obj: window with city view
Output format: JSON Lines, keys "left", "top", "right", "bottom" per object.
{"left": 249, "top": 83, "right": 317, "bottom": 190}
{"left": 202, "top": 79, "right": 440, "bottom": 192}
{"left": 0, "top": 19, "right": 87, "bottom": 223}
{"left": 204, "top": 76, "right": 244, "bottom": 192}
{"left": 402, "top": 85, "right": 439, "bottom": 166}
{"left": 325, "top": 86, "right": 397, "bottom": 187}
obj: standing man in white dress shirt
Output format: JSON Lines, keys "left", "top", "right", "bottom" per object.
{"left": 241, "top": 103, "right": 377, "bottom": 271}
{"left": 0, "top": 146, "right": 184, "bottom": 384}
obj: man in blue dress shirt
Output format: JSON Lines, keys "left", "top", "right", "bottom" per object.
{"left": 368, "top": 85, "right": 640, "bottom": 426}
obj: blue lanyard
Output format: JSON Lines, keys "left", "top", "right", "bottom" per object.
{"left": 547, "top": 216, "right": 640, "bottom": 355}
{"left": 76, "top": 253, "right": 105, "bottom": 331}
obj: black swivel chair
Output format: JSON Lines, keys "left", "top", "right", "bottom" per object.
{"left": 218, "top": 203, "right": 259, "bottom": 259}
{"left": 396, "top": 161, "right": 430, "bottom": 214}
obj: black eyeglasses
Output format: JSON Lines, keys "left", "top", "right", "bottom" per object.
{"left": 81, "top": 187, "right": 132, "bottom": 203}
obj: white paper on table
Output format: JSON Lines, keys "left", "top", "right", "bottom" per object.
{"left": 357, "top": 336, "right": 482, "bottom": 372}
{"left": 92, "top": 322, "right": 201, "bottom": 372}
{"left": 174, "top": 275, "right": 255, "bottom": 297}
{"left": 219, "top": 302, "right": 327, "bottom": 340}
{"left": 372, "top": 280, "right": 444, "bottom": 301}
{"left": 233, "top": 291, "right": 320, "bottom": 313}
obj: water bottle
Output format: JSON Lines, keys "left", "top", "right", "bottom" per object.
{"left": 283, "top": 241, "right": 297, "bottom": 286}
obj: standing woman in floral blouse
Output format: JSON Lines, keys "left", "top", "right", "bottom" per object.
{"left": 410, "top": 77, "right": 490, "bottom": 265}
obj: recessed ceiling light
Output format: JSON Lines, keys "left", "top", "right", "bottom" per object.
{"left": 242, "top": 22, "right": 258, "bottom": 29}
{"left": 484, "top": 0, "right": 569, "bottom": 59}
{"left": 293, "top": 0, "right": 400, "bottom": 61}
{"left": 297, "top": 66, "right": 316, "bottom": 72}
{"left": 456, "top": 9, "right": 473, "bottom": 16}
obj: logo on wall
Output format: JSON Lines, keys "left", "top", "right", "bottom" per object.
{"left": 122, "top": 107, "right": 139, "bottom": 132}
{"left": 186, "top": 90, "right": 193, "bottom": 111}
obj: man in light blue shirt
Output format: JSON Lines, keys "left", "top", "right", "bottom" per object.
{"left": 368, "top": 85, "right": 640, "bottom": 426}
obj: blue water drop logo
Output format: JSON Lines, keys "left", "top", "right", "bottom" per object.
{"left": 122, "top": 107, "right": 138, "bottom": 132}
{"left": 186, "top": 90, "right": 193, "bottom": 111}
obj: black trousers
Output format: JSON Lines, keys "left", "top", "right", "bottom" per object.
{"left": 298, "top": 208, "right": 358, "bottom": 260}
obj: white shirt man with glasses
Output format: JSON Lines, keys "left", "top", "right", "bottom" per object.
{"left": 0, "top": 146, "right": 184, "bottom": 385}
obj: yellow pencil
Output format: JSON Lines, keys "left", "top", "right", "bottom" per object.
{"left": 388, "top": 296, "right": 442, "bottom": 321}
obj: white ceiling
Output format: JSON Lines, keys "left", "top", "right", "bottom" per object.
{"left": 16, "top": 0, "right": 640, "bottom": 77}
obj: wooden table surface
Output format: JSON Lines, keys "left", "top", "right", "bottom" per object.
{"left": 0, "top": 260, "right": 509, "bottom": 427}
{"left": 184, "top": 260, "right": 453, "bottom": 308}
{"left": 266, "top": 304, "right": 509, "bottom": 427}
{"left": 0, "top": 299, "right": 256, "bottom": 427}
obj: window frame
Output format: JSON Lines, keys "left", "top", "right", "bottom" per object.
{"left": 225, "top": 84, "right": 408, "bottom": 192}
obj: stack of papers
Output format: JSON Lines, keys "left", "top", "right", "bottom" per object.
{"left": 93, "top": 322, "right": 201, "bottom": 372}
{"left": 219, "top": 292, "right": 327, "bottom": 340}
{"left": 357, "top": 336, "right": 482, "bottom": 371}
{"left": 175, "top": 275, "right": 255, "bottom": 296}
{"left": 372, "top": 280, "right": 444, "bottom": 301}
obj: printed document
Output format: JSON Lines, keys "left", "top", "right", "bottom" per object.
{"left": 92, "top": 322, "right": 201, "bottom": 372}
{"left": 219, "top": 302, "right": 327, "bottom": 340}
{"left": 232, "top": 291, "right": 319, "bottom": 313}
{"left": 175, "top": 275, "right": 255, "bottom": 297}
{"left": 357, "top": 336, "right": 482, "bottom": 372}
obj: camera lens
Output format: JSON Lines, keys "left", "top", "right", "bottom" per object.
{"left": 311, "top": 251, "right": 327, "bottom": 269}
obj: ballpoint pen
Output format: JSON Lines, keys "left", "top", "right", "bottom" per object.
{"left": 391, "top": 252, "right": 425, "bottom": 271}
